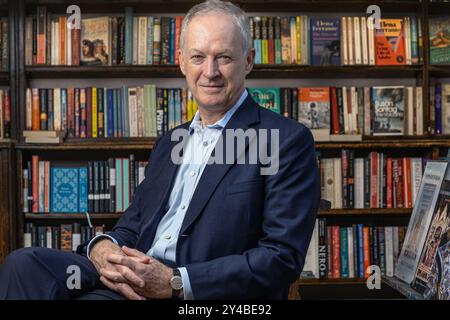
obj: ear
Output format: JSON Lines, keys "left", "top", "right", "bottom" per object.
{"left": 244, "top": 48, "right": 255, "bottom": 75}
{"left": 178, "top": 49, "right": 186, "bottom": 76}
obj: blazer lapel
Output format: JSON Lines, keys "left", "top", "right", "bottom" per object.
{"left": 179, "top": 95, "right": 261, "bottom": 235}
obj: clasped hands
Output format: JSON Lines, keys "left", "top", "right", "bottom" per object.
{"left": 90, "top": 239, "right": 174, "bottom": 300}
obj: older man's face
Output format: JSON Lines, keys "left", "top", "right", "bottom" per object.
{"left": 179, "top": 13, "right": 254, "bottom": 111}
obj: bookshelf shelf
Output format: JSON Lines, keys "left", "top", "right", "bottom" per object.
{"left": 429, "top": 65, "right": 450, "bottom": 77}
{"left": 15, "top": 137, "right": 450, "bottom": 151}
{"left": 25, "top": 65, "right": 423, "bottom": 79}
{"left": 316, "top": 138, "right": 450, "bottom": 149}
{"left": 0, "top": 140, "right": 13, "bottom": 148}
{"left": 319, "top": 208, "right": 412, "bottom": 216}
{"left": 16, "top": 137, "right": 157, "bottom": 150}
{"left": 24, "top": 0, "right": 421, "bottom": 14}
{"left": 299, "top": 278, "right": 366, "bottom": 286}
{"left": 24, "top": 213, "right": 123, "bottom": 220}
{"left": 24, "top": 208, "right": 412, "bottom": 220}
{"left": 0, "top": 71, "right": 8, "bottom": 85}
{"left": 428, "top": 1, "right": 450, "bottom": 15}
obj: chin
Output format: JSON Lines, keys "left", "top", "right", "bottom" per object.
{"left": 197, "top": 96, "right": 227, "bottom": 109}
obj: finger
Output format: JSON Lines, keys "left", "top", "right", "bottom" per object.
{"left": 100, "top": 268, "right": 128, "bottom": 284}
{"left": 130, "top": 256, "right": 151, "bottom": 264}
{"left": 107, "top": 254, "right": 139, "bottom": 271}
{"left": 122, "top": 246, "right": 151, "bottom": 263}
{"left": 115, "top": 264, "right": 145, "bottom": 288}
{"left": 100, "top": 276, "right": 145, "bottom": 300}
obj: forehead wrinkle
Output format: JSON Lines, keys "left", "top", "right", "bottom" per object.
{"left": 184, "top": 14, "right": 242, "bottom": 54}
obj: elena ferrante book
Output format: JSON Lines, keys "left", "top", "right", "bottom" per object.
{"left": 429, "top": 17, "right": 450, "bottom": 65}
{"left": 375, "top": 19, "right": 406, "bottom": 65}
{"left": 310, "top": 18, "right": 341, "bottom": 66}
{"left": 81, "top": 17, "right": 111, "bottom": 66}
{"left": 371, "top": 86, "right": 405, "bottom": 135}
{"left": 248, "top": 88, "right": 281, "bottom": 114}
{"left": 395, "top": 161, "right": 448, "bottom": 285}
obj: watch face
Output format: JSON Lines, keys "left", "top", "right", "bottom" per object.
{"left": 170, "top": 276, "right": 183, "bottom": 291}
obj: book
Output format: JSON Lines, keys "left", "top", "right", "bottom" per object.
{"left": 248, "top": 88, "right": 281, "bottom": 114}
{"left": 310, "top": 18, "right": 340, "bottom": 66}
{"left": 80, "top": 17, "right": 110, "bottom": 65}
{"left": 429, "top": 17, "right": 450, "bottom": 65}
{"left": 298, "top": 87, "right": 331, "bottom": 141}
{"left": 412, "top": 165, "right": 450, "bottom": 299}
{"left": 50, "top": 167, "right": 79, "bottom": 213}
{"left": 375, "top": 19, "right": 406, "bottom": 65}
{"left": 395, "top": 161, "right": 448, "bottom": 285}
{"left": 371, "top": 86, "right": 405, "bottom": 136}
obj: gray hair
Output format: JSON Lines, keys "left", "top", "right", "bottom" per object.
{"left": 180, "top": 0, "right": 251, "bottom": 54}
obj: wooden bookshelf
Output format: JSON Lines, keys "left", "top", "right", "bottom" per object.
{"left": 0, "top": 0, "right": 449, "bottom": 300}
{"left": 429, "top": 65, "right": 450, "bottom": 77}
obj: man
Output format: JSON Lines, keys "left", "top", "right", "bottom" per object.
{"left": 0, "top": 0, "right": 319, "bottom": 300}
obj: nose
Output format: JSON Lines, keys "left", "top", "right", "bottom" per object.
{"left": 202, "top": 56, "right": 220, "bottom": 80}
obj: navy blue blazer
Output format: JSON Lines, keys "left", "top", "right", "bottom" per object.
{"left": 82, "top": 94, "right": 320, "bottom": 299}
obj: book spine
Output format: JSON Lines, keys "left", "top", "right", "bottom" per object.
{"left": 124, "top": 7, "right": 133, "bottom": 64}
{"left": 39, "top": 89, "right": 48, "bottom": 130}
{"left": 109, "top": 158, "right": 116, "bottom": 213}
{"left": 97, "top": 88, "right": 104, "bottom": 137}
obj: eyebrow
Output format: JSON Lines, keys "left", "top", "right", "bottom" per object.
{"left": 188, "top": 49, "right": 234, "bottom": 56}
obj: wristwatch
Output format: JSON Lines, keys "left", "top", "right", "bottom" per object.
{"left": 169, "top": 268, "right": 183, "bottom": 299}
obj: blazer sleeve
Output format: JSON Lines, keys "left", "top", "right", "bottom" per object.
{"left": 184, "top": 125, "right": 321, "bottom": 299}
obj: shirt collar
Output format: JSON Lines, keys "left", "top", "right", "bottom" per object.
{"left": 189, "top": 89, "right": 248, "bottom": 134}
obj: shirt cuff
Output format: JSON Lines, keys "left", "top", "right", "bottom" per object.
{"left": 86, "top": 234, "right": 119, "bottom": 260}
{"left": 178, "top": 267, "right": 194, "bottom": 300}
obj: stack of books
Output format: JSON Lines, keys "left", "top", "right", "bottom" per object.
{"left": 23, "top": 130, "right": 65, "bottom": 143}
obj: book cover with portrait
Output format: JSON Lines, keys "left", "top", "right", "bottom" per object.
{"left": 80, "top": 17, "right": 111, "bottom": 66}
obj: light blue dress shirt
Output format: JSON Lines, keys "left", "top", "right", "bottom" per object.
{"left": 87, "top": 89, "right": 248, "bottom": 300}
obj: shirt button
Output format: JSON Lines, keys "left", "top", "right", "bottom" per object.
{"left": 203, "top": 141, "right": 208, "bottom": 147}
{"left": 189, "top": 171, "right": 196, "bottom": 177}
{"left": 181, "top": 204, "right": 186, "bottom": 210}
{"left": 164, "top": 234, "right": 171, "bottom": 240}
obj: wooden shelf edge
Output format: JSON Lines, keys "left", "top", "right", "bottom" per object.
{"left": 319, "top": 208, "right": 412, "bottom": 216}
{"left": 15, "top": 137, "right": 157, "bottom": 150}
{"left": 25, "top": 65, "right": 423, "bottom": 79}
{"left": 24, "top": 213, "right": 123, "bottom": 220}
{"left": 299, "top": 278, "right": 366, "bottom": 285}
{"left": 24, "top": 208, "right": 411, "bottom": 220}
{"left": 13, "top": 137, "right": 450, "bottom": 150}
